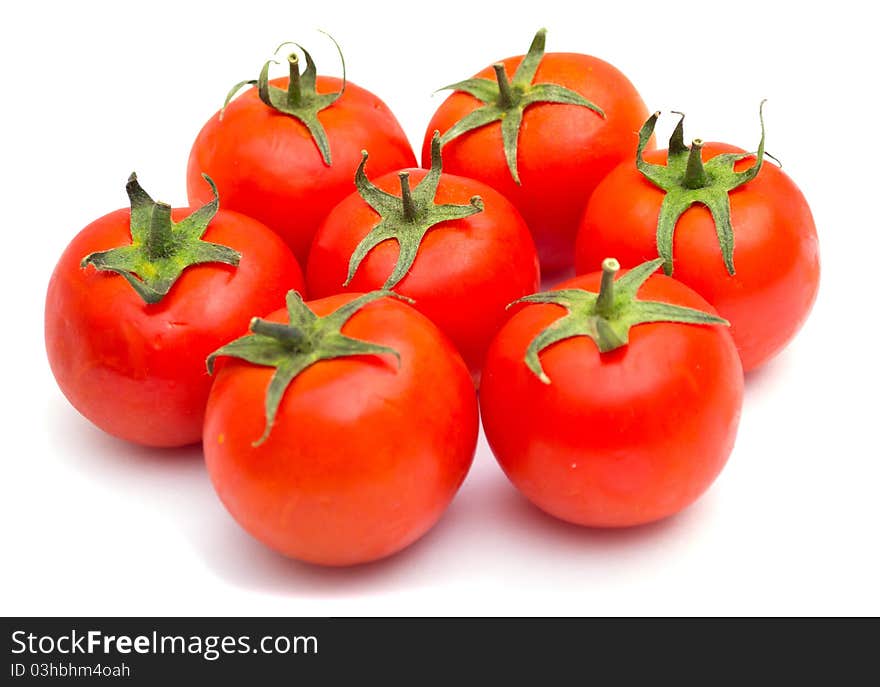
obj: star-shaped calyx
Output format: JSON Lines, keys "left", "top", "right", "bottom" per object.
{"left": 81, "top": 174, "right": 241, "bottom": 304}
{"left": 513, "top": 258, "right": 728, "bottom": 383}
{"left": 437, "top": 28, "right": 605, "bottom": 184}
{"left": 208, "top": 290, "right": 409, "bottom": 446}
{"left": 344, "top": 131, "right": 484, "bottom": 289}
{"left": 636, "top": 102, "right": 768, "bottom": 276}
{"left": 222, "top": 34, "right": 346, "bottom": 166}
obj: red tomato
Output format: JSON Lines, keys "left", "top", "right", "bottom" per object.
{"left": 45, "top": 181, "right": 303, "bottom": 448}
{"left": 204, "top": 292, "right": 478, "bottom": 566}
{"left": 575, "top": 128, "right": 820, "bottom": 372}
{"left": 423, "top": 30, "right": 649, "bottom": 274}
{"left": 306, "top": 139, "right": 540, "bottom": 381}
{"left": 480, "top": 267, "right": 743, "bottom": 527}
{"left": 188, "top": 47, "right": 415, "bottom": 265}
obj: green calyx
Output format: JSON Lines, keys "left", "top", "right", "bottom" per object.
{"left": 221, "top": 34, "right": 346, "bottom": 166}
{"left": 437, "top": 28, "right": 605, "bottom": 184}
{"left": 513, "top": 258, "right": 728, "bottom": 384}
{"left": 637, "top": 101, "right": 768, "bottom": 276}
{"left": 81, "top": 174, "right": 240, "bottom": 304}
{"left": 345, "top": 131, "right": 484, "bottom": 289}
{"left": 207, "top": 290, "right": 408, "bottom": 446}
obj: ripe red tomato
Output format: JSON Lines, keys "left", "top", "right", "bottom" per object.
{"left": 306, "top": 134, "right": 540, "bottom": 380}
{"left": 204, "top": 291, "right": 478, "bottom": 566}
{"left": 480, "top": 260, "right": 743, "bottom": 527}
{"left": 422, "top": 29, "right": 649, "bottom": 274}
{"left": 187, "top": 41, "right": 415, "bottom": 264}
{"left": 45, "top": 175, "right": 304, "bottom": 448}
{"left": 575, "top": 109, "right": 820, "bottom": 371}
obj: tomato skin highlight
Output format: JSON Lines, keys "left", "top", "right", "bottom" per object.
{"left": 187, "top": 76, "right": 415, "bottom": 265}
{"left": 203, "top": 293, "right": 479, "bottom": 566}
{"left": 45, "top": 208, "right": 304, "bottom": 448}
{"left": 306, "top": 169, "right": 540, "bottom": 381}
{"left": 575, "top": 143, "right": 820, "bottom": 371}
{"left": 479, "top": 270, "right": 743, "bottom": 527}
{"left": 424, "top": 52, "right": 649, "bottom": 275}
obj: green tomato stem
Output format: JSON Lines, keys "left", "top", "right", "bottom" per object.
{"left": 635, "top": 106, "right": 769, "bottom": 275}
{"left": 514, "top": 257, "right": 729, "bottom": 383}
{"left": 286, "top": 53, "right": 302, "bottom": 106}
{"left": 595, "top": 258, "right": 620, "bottom": 317}
{"left": 81, "top": 174, "right": 240, "bottom": 305}
{"left": 146, "top": 202, "right": 174, "bottom": 260}
{"left": 208, "top": 290, "right": 405, "bottom": 445}
{"left": 684, "top": 139, "right": 708, "bottom": 189}
{"left": 492, "top": 63, "right": 515, "bottom": 108}
{"left": 250, "top": 317, "right": 306, "bottom": 346}
{"left": 436, "top": 30, "right": 604, "bottom": 184}
{"left": 398, "top": 172, "right": 418, "bottom": 222}
{"left": 346, "top": 135, "right": 484, "bottom": 289}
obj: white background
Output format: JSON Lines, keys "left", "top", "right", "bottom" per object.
{"left": 2, "top": 1, "right": 878, "bottom": 616}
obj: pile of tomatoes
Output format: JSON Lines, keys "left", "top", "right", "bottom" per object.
{"left": 45, "top": 30, "right": 819, "bottom": 566}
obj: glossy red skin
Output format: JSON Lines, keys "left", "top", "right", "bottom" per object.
{"left": 188, "top": 76, "right": 416, "bottom": 264}
{"left": 575, "top": 143, "right": 820, "bottom": 371}
{"left": 204, "top": 294, "right": 478, "bottom": 566}
{"left": 45, "top": 208, "right": 304, "bottom": 448}
{"left": 480, "top": 270, "right": 743, "bottom": 528}
{"left": 423, "top": 52, "right": 649, "bottom": 275}
{"left": 306, "top": 169, "right": 540, "bottom": 381}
